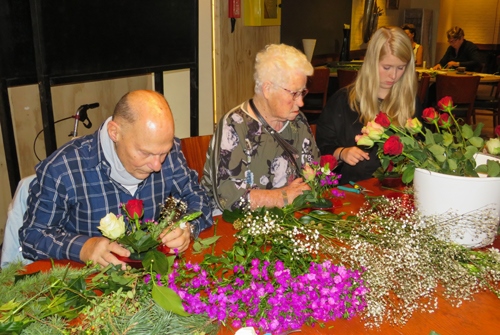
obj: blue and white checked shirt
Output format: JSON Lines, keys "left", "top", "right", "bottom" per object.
{"left": 19, "top": 126, "right": 213, "bottom": 262}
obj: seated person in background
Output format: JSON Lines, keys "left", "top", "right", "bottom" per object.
{"left": 432, "top": 26, "right": 481, "bottom": 71}
{"left": 316, "top": 26, "right": 422, "bottom": 185}
{"left": 402, "top": 23, "right": 423, "bottom": 67}
{"left": 19, "top": 90, "right": 213, "bottom": 269}
{"left": 202, "top": 44, "right": 320, "bottom": 212}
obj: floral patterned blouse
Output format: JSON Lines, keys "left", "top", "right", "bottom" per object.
{"left": 202, "top": 101, "right": 320, "bottom": 211}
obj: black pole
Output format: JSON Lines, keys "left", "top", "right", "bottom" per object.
{"left": 0, "top": 78, "right": 21, "bottom": 196}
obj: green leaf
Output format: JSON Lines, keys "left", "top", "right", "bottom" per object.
{"left": 441, "top": 132, "right": 454, "bottom": 146}
{"left": 192, "top": 241, "right": 202, "bottom": 252}
{"left": 152, "top": 285, "right": 190, "bottom": 316}
{"left": 447, "top": 158, "right": 457, "bottom": 170}
{"left": 464, "top": 146, "right": 478, "bottom": 159}
{"left": 487, "top": 159, "right": 500, "bottom": 177}
{"left": 424, "top": 128, "right": 435, "bottom": 144}
{"left": 143, "top": 250, "right": 171, "bottom": 275}
{"left": 199, "top": 235, "right": 221, "bottom": 246}
{"left": 0, "top": 299, "right": 20, "bottom": 312}
{"left": 468, "top": 136, "right": 484, "bottom": 148}
{"left": 118, "top": 230, "right": 160, "bottom": 253}
{"left": 222, "top": 209, "right": 244, "bottom": 223}
{"left": 461, "top": 123, "right": 473, "bottom": 139}
{"left": 472, "top": 122, "right": 484, "bottom": 137}
{"left": 428, "top": 144, "right": 446, "bottom": 162}
{"left": 402, "top": 165, "right": 415, "bottom": 184}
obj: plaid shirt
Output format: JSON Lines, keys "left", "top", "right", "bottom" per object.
{"left": 20, "top": 126, "right": 213, "bottom": 262}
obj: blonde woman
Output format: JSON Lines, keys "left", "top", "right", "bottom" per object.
{"left": 316, "top": 26, "right": 422, "bottom": 184}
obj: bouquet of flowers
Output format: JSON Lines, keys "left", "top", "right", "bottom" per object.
{"left": 355, "top": 96, "right": 500, "bottom": 183}
{"left": 98, "top": 197, "right": 201, "bottom": 273}
{"left": 301, "top": 155, "right": 343, "bottom": 208}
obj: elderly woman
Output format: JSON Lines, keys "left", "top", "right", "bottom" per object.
{"left": 202, "top": 44, "right": 320, "bottom": 212}
{"left": 316, "top": 26, "right": 422, "bottom": 185}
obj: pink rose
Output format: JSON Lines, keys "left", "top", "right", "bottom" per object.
{"left": 437, "top": 96, "right": 454, "bottom": 113}
{"left": 383, "top": 135, "right": 403, "bottom": 155}
{"left": 495, "top": 125, "right": 500, "bottom": 138}
{"left": 302, "top": 163, "right": 316, "bottom": 182}
{"left": 422, "top": 107, "right": 439, "bottom": 123}
{"left": 364, "top": 121, "right": 385, "bottom": 140}
{"left": 405, "top": 118, "right": 423, "bottom": 134}
{"left": 374, "top": 112, "right": 391, "bottom": 128}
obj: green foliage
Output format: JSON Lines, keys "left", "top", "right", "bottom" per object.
{"left": 0, "top": 261, "right": 218, "bottom": 335}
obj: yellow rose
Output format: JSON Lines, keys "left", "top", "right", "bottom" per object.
{"left": 98, "top": 213, "right": 126, "bottom": 240}
{"left": 405, "top": 118, "right": 423, "bottom": 134}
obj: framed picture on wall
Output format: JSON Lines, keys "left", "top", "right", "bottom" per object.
{"left": 386, "top": 0, "right": 399, "bottom": 10}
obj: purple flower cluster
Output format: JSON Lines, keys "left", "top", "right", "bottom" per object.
{"left": 167, "top": 259, "right": 368, "bottom": 334}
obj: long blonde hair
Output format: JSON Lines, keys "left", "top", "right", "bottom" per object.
{"left": 348, "top": 26, "right": 417, "bottom": 125}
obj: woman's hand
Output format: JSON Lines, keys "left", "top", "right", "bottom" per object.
{"left": 340, "top": 147, "right": 370, "bottom": 166}
{"left": 284, "top": 177, "right": 311, "bottom": 203}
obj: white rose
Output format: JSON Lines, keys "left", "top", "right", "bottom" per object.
{"left": 98, "top": 213, "right": 126, "bottom": 240}
{"left": 234, "top": 327, "right": 257, "bottom": 335}
{"left": 486, "top": 138, "right": 500, "bottom": 155}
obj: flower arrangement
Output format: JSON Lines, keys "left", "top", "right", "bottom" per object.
{"left": 301, "top": 155, "right": 343, "bottom": 207}
{"left": 355, "top": 96, "right": 500, "bottom": 183}
{"left": 168, "top": 258, "right": 367, "bottom": 334}
{"left": 98, "top": 197, "right": 201, "bottom": 273}
{"left": 485, "top": 125, "right": 500, "bottom": 155}
{"left": 3, "top": 194, "right": 500, "bottom": 334}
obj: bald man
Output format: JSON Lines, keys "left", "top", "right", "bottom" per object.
{"left": 20, "top": 90, "right": 212, "bottom": 268}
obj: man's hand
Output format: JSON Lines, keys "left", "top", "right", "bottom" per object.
{"left": 159, "top": 223, "right": 192, "bottom": 254}
{"left": 80, "top": 236, "right": 130, "bottom": 269}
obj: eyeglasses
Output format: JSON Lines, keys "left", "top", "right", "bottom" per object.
{"left": 447, "top": 38, "right": 458, "bottom": 44}
{"left": 276, "top": 85, "right": 309, "bottom": 100}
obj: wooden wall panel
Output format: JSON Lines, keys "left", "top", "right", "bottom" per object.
{"left": 213, "top": 0, "right": 280, "bottom": 123}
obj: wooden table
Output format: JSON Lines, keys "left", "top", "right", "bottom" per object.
{"left": 24, "top": 178, "right": 500, "bottom": 335}
{"left": 417, "top": 68, "right": 500, "bottom": 83}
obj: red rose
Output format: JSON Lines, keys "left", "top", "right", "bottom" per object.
{"left": 383, "top": 135, "right": 403, "bottom": 155}
{"left": 387, "top": 160, "right": 394, "bottom": 172}
{"left": 438, "top": 113, "right": 451, "bottom": 128}
{"left": 374, "top": 112, "right": 391, "bottom": 128}
{"left": 422, "top": 107, "right": 439, "bottom": 123}
{"left": 437, "top": 96, "right": 454, "bottom": 112}
{"left": 125, "top": 199, "right": 144, "bottom": 219}
{"left": 495, "top": 125, "right": 500, "bottom": 138}
{"left": 320, "top": 154, "right": 338, "bottom": 170}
